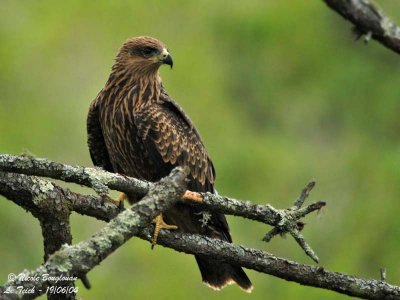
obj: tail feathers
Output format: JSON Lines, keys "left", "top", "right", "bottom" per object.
{"left": 195, "top": 256, "right": 253, "bottom": 293}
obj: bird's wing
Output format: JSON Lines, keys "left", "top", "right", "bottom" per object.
{"left": 135, "top": 96, "right": 231, "bottom": 241}
{"left": 134, "top": 96, "right": 215, "bottom": 189}
{"left": 87, "top": 97, "right": 114, "bottom": 172}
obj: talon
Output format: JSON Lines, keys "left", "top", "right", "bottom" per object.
{"left": 151, "top": 214, "right": 177, "bottom": 249}
{"left": 182, "top": 190, "right": 203, "bottom": 203}
{"left": 108, "top": 192, "right": 127, "bottom": 210}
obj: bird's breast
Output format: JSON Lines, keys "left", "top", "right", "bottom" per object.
{"left": 100, "top": 98, "right": 154, "bottom": 180}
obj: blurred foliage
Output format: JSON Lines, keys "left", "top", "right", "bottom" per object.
{"left": 1, "top": 1, "right": 400, "bottom": 299}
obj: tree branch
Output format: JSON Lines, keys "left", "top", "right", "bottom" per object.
{"left": 0, "top": 167, "right": 188, "bottom": 299}
{"left": 0, "top": 171, "right": 120, "bottom": 222}
{"left": 0, "top": 154, "right": 325, "bottom": 262}
{"left": 0, "top": 154, "right": 150, "bottom": 198}
{"left": 143, "top": 230, "right": 400, "bottom": 300}
{"left": 38, "top": 197, "right": 76, "bottom": 300}
{"left": 0, "top": 154, "right": 324, "bottom": 256}
{"left": 323, "top": 0, "right": 400, "bottom": 54}
{"left": 1, "top": 154, "right": 399, "bottom": 299}
{"left": 0, "top": 171, "right": 92, "bottom": 300}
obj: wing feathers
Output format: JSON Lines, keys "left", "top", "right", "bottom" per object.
{"left": 87, "top": 98, "right": 114, "bottom": 172}
{"left": 135, "top": 98, "right": 214, "bottom": 186}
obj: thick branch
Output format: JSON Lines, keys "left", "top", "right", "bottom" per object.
{"left": 0, "top": 172, "right": 89, "bottom": 299}
{"left": 39, "top": 218, "right": 76, "bottom": 300}
{"left": 324, "top": 0, "right": 400, "bottom": 54}
{"left": 140, "top": 229, "right": 400, "bottom": 300}
{"left": 0, "top": 155, "right": 324, "bottom": 263}
{"left": 0, "top": 172, "right": 120, "bottom": 222}
{"left": 0, "top": 155, "right": 325, "bottom": 261}
{"left": 0, "top": 154, "right": 150, "bottom": 197}
{"left": 1, "top": 167, "right": 323, "bottom": 264}
{"left": 2, "top": 198, "right": 400, "bottom": 299}
{"left": 2, "top": 155, "right": 399, "bottom": 299}
{"left": 0, "top": 167, "right": 188, "bottom": 299}
{"left": 0, "top": 154, "right": 323, "bottom": 229}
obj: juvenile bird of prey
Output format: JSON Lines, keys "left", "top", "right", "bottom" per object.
{"left": 87, "top": 36, "right": 252, "bottom": 292}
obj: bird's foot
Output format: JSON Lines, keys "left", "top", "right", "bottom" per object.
{"left": 182, "top": 190, "right": 203, "bottom": 203}
{"left": 107, "top": 192, "right": 127, "bottom": 210}
{"left": 151, "top": 214, "right": 177, "bottom": 249}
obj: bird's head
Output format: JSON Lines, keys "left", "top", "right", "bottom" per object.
{"left": 114, "top": 36, "right": 173, "bottom": 75}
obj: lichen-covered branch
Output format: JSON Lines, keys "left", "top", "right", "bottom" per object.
{"left": 0, "top": 154, "right": 325, "bottom": 262}
{"left": 138, "top": 229, "right": 400, "bottom": 300}
{"left": 0, "top": 172, "right": 120, "bottom": 222}
{"left": 1, "top": 167, "right": 323, "bottom": 264}
{"left": 323, "top": 0, "right": 400, "bottom": 54}
{"left": 39, "top": 209, "right": 76, "bottom": 300}
{"left": 0, "top": 171, "right": 98, "bottom": 299}
{"left": 1, "top": 154, "right": 400, "bottom": 299}
{"left": 0, "top": 154, "right": 324, "bottom": 243}
{"left": 0, "top": 154, "right": 150, "bottom": 198}
{"left": 1, "top": 175, "right": 400, "bottom": 299}
{"left": 0, "top": 167, "right": 188, "bottom": 299}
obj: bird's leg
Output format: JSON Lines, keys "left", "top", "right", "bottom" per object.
{"left": 150, "top": 191, "right": 202, "bottom": 249}
{"left": 151, "top": 214, "right": 177, "bottom": 249}
{"left": 182, "top": 190, "right": 203, "bottom": 203}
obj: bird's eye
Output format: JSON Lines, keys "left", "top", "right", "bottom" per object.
{"left": 141, "top": 47, "right": 157, "bottom": 57}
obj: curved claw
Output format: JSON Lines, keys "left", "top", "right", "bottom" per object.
{"left": 151, "top": 214, "right": 178, "bottom": 249}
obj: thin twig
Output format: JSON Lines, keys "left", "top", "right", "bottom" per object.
{"left": 290, "top": 229, "right": 319, "bottom": 263}
{"left": 261, "top": 181, "right": 324, "bottom": 262}
{"left": 323, "top": 0, "right": 400, "bottom": 54}
{"left": 293, "top": 180, "right": 315, "bottom": 209}
{"left": 381, "top": 268, "right": 387, "bottom": 282}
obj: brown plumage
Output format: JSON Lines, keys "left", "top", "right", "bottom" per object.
{"left": 87, "top": 36, "right": 252, "bottom": 292}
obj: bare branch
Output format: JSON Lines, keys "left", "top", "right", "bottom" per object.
{"left": 293, "top": 180, "right": 315, "bottom": 209}
{"left": 1, "top": 154, "right": 399, "bottom": 299}
{"left": 0, "top": 167, "right": 188, "bottom": 299}
{"left": 261, "top": 181, "right": 325, "bottom": 262}
{"left": 0, "top": 155, "right": 324, "bottom": 261}
{"left": 2, "top": 214, "right": 400, "bottom": 299}
{"left": 323, "top": 0, "right": 400, "bottom": 54}
{"left": 0, "top": 172, "right": 120, "bottom": 222}
{"left": 141, "top": 229, "right": 400, "bottom": 300}
{"left": 39, "top": 211, "right": 77, "bottom": 300}
{"left": 0, "top": 154, "right": 150, "bottom": 198}
{"left": 381, "top": 268, "right": 387, "bottom": 282}
{"left": 290, "top": 229, "right": 319, "bottom": 263}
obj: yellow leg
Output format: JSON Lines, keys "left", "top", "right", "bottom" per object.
{"left": 108, "top": 192, "right": 127, "bottom": 206}
{"left": 151, "top": 214, "right": 177, "bottom": 249}
{"left": 182, "top": 190, "right": 203, "bottom": 203}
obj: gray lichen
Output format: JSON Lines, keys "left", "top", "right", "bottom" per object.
{"left": 31, "top": 178, "right": 54, "bottom": 205}
{"left": 85, "top": 168, "right": 110, "bottom": 196}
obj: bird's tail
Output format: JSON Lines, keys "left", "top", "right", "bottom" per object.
{"left": 195, "top": 256, "right": 253, "bottom": 292}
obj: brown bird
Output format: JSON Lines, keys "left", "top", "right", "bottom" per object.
{"left": 87, "top": 36, "right": 252, "bottom": 292}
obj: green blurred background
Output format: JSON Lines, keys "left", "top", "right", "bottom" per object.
{"left": 1, "top": 1, "right": 399, "bottom": 299}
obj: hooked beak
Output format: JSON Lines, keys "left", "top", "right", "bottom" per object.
{"left": 160, "top": 48, "right": 173, "bottom": 68}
